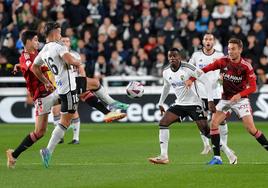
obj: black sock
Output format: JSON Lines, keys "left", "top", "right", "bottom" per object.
{"left": 86, "top": 96, "right": 110, "bottom": 114}
{"left": 256, "top": 133, "right": 268, "bottom": 151}
{"left": 211, "top": 133, "right": 221, "bottom": 156}
{"left": 12, "top": 134, "right": 34, "bottom": 159}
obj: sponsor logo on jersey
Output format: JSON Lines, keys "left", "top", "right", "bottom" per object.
{"left": 222, "top": 73, "right": 242, "bottom": 83}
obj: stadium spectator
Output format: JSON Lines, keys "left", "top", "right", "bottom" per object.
{"left": 94, "top": 54, "right": 110, "bottom": 80}
{"left": 195, "top": 9, "right": 210, "bottom": 34}
{"left": 256, "top": 54, "right": 268, "bottom": 85}
{"left": 151, "top": 52, "right": 166, "bottom": 77}
{"left": 263, "top": 38, "right": 268, "bottom": 57}
{"left": 65, "top": 0, "right": 88, "bottom": 28}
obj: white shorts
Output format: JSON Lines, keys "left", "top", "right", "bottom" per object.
{"left": 34, "top": 91, "right": 60, "bottom": 116}
{"left": 216, "top": 98, "right": 252, "bottom": 118}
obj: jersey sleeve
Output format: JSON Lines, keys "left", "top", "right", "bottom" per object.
{"left": 33, "top": 53, "right": 44, "bottom": 66}
{"left": 202, "top": 59, "right": 223, "bottom": 73}
{"left": 56, "top": 43, "right": 69, "bottom": 58}
{"left": 158, "top": 71, "right": 171, "bottom": 106}
{"left": 239, "top": 64, "right": 257, "bottom": 97}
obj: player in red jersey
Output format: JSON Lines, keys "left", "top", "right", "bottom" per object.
{"left": 6, "top": 30, "right": 60, "bottom": 168}
{"left": 187, "top": 38, "right": 268, "bottom": 165}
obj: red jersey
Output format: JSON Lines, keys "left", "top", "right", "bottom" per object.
{"left": 202, "top": 56, "right": 257, "bottom": 100}
{"left": 19, "top": 50, "right": 50, "bottom": 101}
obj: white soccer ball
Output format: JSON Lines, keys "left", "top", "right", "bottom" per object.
{"left": 126, "top": 81, "right": 144, "bottom": 98}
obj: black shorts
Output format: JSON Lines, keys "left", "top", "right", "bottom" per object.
{"left": 76, "top": 77, "right": 87, "bottom": 95}
{"left": 167, "top": 105, "right": 206, "bottom": 121}
{"left": 202, "top": 98, "right": 220, "bottom": 111}
{"left": 59, "top": 90, "right": 79, "bottom": 114}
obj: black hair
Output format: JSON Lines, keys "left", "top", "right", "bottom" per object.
{"left": 203, "top": 32, "right": 214, "bottom": 39}
{"left": 168, "top": 48, "right": 187, "bottom": 60}
{"left": 44, "top": 22, "right": 61, "bottom": 37}
{"left": 168, "top": 48, "right": 181, "bottom": 53}
{"left": 21, "top": 30, "right": 37, "bottom": 45}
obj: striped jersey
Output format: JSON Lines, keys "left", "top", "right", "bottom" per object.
{"left": 189, "top": 49, "right": 224, "bottom": 99}
{"left": 34, "top": 41, "right": 76, "bottom": 95}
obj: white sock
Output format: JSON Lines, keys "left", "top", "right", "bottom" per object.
{"left": 219, "top": 123, "right": 228, "bottom": 145}
{"left": 71, "top": 118, "right": 80, "bottom": 141}
{"left": 220, "top": 141, "right": 232, "bottom": 159}
{"left": 159, "top": 127, "right": 169, "bottom": 158}
{"left": 200, "top": 133, "right": 210, "bottom": 147}
{"left": 53, "top": 115, "right": 60, "bottom": 127}
{"left": 93, "top": 86, "right": 115, "bottom": 105}
{"left": 47, "top": 124, "right": 67, "bottom": 153}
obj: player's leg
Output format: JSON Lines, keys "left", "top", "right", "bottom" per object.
{"left": 198, "top": 99, "right": 211, "bottom": 154}
{"left": 40, "top": 91, "right": 77, "bottom": 168}
{"left": 149, "top": 106, "right": 182, "bottom": 164}
{"left": 51, "top": 104, "right": 64, "bottom": 144}
{"left": 242, "top": 115, "right": 268, "bottom": 151}
{"left": 6, "top": 114, "right": 49, "bottom": 168}
{"left": 234, "top": 98, "right": 268, "bottom": 150}
{"left": 80, "top": 91, "right": 126, "bottom": 122}
{"left": 208, "top": 110, "right": 226, "bottom": 165}
{"left": 85, "top": 77, "right": 129, "bottom": 110}
{"left": 69, "top": 111, "right": 80, "bottom": 144}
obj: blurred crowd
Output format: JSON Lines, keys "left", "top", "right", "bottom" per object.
{"left": 0, "top": 0, "right": 268, "bottom": 85}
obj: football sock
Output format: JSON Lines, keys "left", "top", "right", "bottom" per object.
{"left": 85, "top": 96, "right": 110, "bottom": 114}
{"left": 71, "top": 118, "right": 80, "bottom": 141}
{"left": 200, "top": 133, "right": 210, "bottom": 147}
{"left": 220, "top": 142, "right": 233, "bottom": 159}
{"left": 210, "top": 128, "right": 221, "bottom": 156}
{"left": 159, "top": 126, "right": 169, "bottom": 158}
{"left": 47, "top": 123, "right": 67, "bottom": 153}
{"left": 254, "top": 130, "right": 268, "bottom": 151}
{"left": 12, "top": 134, "right": 34, "bottom": 159}
{"left": 92, "top": 85, "right": 115, "bottom": 105}
{"left": 53, "top": 115, "right": 60, "bottom": 127}
{"left": 219, "top": 123, "right": 228, "bottom": 145}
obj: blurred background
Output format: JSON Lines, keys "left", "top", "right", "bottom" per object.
{"left": 0, "top": 0, "right": 268, "bottom": 123}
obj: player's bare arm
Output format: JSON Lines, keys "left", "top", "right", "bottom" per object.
{"left": 32, "top": 63, "right": 54, "bottom": 92}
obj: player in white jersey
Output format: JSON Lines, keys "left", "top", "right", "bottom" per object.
{"left": 189, "top": 33, "right": 233, "bottom": 155}
{"left": 148, "top": 48, "right": 216, "bottom": 164}
{"left": 32, "top": 22, "right": 128, "bottom": 168}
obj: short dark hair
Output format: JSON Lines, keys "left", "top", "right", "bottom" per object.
{"left": 21, "top": 30, "right": 37, "bottom": 45}
{"left": 228, "top": 38, "right": 243, "bottom": 48}
{"left": 203, "top": 32, "right": 214, "bottom": 39}
{"left": 168, "top": 48, "right": 186, "bottom": 60}
{"left": 44, "top": 22, "right": 60, "bottom": 37}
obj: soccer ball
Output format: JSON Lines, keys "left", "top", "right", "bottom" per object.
{"left": 126, "top": 81, "right": 144, "bottom": 98}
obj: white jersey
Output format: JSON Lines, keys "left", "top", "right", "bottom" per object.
{"left": 70, "top": 50, "right": 81, "bottom": 77}
{"left": 34, "top": 42, "right": 77, "bottom": 95}
{"left": 158, "top": 62, "right": 213, "bottom": 107}
{"left": 189, "top": 49, "right": 224, "bottom": 99}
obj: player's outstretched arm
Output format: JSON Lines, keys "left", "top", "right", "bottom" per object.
{"left": 158, "top": 78, "right": 170, "bottom": 110}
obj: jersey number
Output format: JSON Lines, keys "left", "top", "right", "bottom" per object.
{"left": 45, "top": 57, "right": 59, "bottom": 75}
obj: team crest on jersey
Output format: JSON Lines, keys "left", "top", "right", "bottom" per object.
{"left": 169, "top": 77, "right": 172, "bottom": 80}
{"left": 180, "top": 75, "right": 185, "bottom": 81}
{"left": 23, "top": 53, "right": 30, "bottom": 60}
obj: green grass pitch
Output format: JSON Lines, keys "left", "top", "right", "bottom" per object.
{"left": 0, "top": 122, "right": 268, "bottom": 188}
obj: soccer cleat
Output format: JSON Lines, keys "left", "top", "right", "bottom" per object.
{"left": 104, "top": 112, "right": 127, "bottom": 123}
{"left": 207, "top": 157, "right": 223, "bottom": 165}
{"left": 200, "top": 145, "right": 212, "bottom": 155}
{"left": 108, "top": 101, "right": 129, "bottom": 111}
{"left": 40, "top": 148, "right": 51, "bottom": 168}
{"left": 68, "top": 139, "right": 80, "bottom": 144}
{"left": 6, "top": 149, "right": 16, "bottom": 169}
{"left": 227, "top": 152, "right": 238, "bottom": 164}
{"left": 148, "top": 156, "right": 169, "bottom": 164}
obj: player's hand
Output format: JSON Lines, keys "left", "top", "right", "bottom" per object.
{"left": 185, "top": 79, "right": 193, "bottom": 89}
{"left": 12, "top": 64, "right": 20, "bottom": 75}
{"left": 208, "top": 101, "right": 216, "bottom": 113}
{"left": 44, "top": 82, "right": 54, "bottom": 92}
{"left": 159, "top": 105, "right": 165, "bottom": 116}
{"left": 230, "top": 93, "right": 241, "bottom": 103}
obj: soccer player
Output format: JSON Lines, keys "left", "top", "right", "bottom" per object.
{"left": 32, "top": 22, "right": 128, "bottom": 168}
{"left": 189, "top": 33, "right": 232, "bottom": 155}
{"left": 187, "top": 38, "right": 268, "bottom": 165}
{"left": 148, "top": 48, "right": 216, "bottom": 164}
{"left": 6, "top": 30, "right": 60, "bottom": 168}
{"left": 52, "top": 36, "right": 126, "bottom": 144}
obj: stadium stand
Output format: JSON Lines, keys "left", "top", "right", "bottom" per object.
{"left": 0, "top": 0, "right": 268, "bottom": 85}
